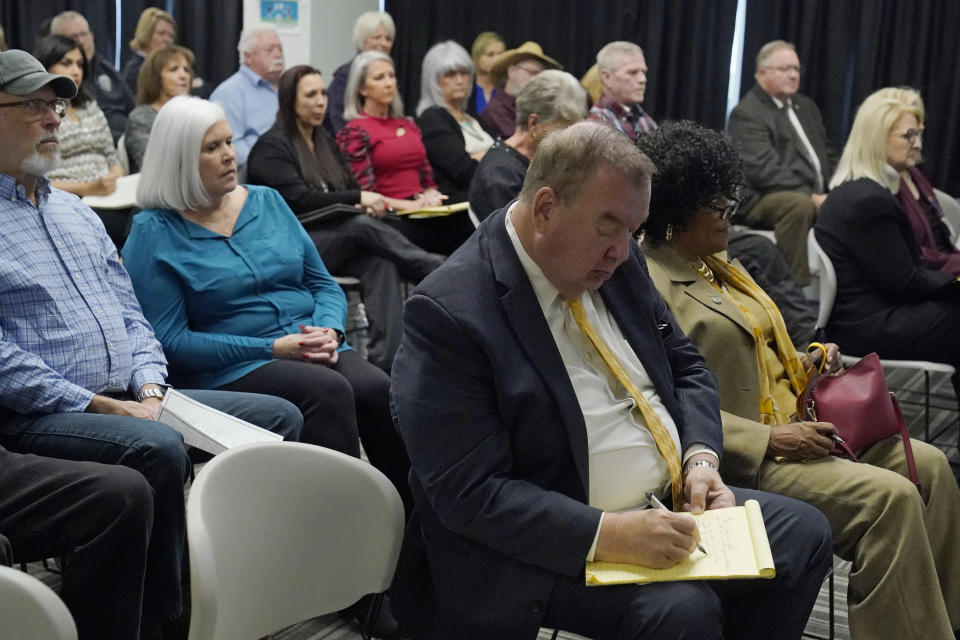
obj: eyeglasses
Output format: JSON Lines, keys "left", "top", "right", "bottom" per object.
{"left": 705, "top": 198, "right": 740, "bottom": 220}
{"left": 0, "top": 98, "right": 68, "bottom": 120}
{"left": 898, "top": 128, "right": 924, "bottom": 143}
{"left": 514, "top": 64, "right": 543, "bottom": 76}
{"left": 765, "top": 64, "right": 803, "bottom": 74}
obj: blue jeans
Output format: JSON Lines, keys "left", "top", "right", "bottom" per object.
{"left": 0, "top": 390, "right": 302, "bottom": 625}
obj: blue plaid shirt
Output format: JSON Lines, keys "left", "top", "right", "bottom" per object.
{"left": 0, "top": 174, "right": 167, "bottom": 414}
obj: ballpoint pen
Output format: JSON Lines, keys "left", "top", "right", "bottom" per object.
{"left": 645, "top": 491, "right": 708, "bottom": 556}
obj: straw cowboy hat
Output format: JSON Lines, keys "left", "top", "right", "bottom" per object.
{"left": 490, "top": 41, "right": 562, "bottom": 86}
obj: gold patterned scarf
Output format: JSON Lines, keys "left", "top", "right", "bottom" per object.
{"left": 703, "top": 255, "right": 808, "bottom": 425}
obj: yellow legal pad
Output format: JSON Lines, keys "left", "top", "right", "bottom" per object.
{"left": 585, "top": 499, "right": 775, "bottom": 585}
{"left": 397, "top": 201, "right": 470, "bottom": 219}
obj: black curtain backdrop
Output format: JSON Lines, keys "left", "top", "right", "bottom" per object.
{"left": 385, "top": 0, "right": 738, "bottom": 130}
{"left": 741, "top": 0, "right": 960, "bottom": 193}
{"left": 1, "top": 1, "right": 241, "bottom": 88}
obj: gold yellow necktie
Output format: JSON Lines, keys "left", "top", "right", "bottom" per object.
{"left": 566, "top": 297, "right": 684, "bottom": 510}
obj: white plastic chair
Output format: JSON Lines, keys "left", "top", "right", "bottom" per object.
{"left": 808, "top": 228, "right": 956, "bottom": 441}
{"left": 186, "top": 441, "right": 405, "bottom": 640}
{"left": 933, "top": 188, "right": 960, "bottom": 248}
{"left": 0, "top": 565, "right": 77, "bottom": 640}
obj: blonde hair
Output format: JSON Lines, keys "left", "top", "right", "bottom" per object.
{"left": 470, "top": 31, "right": 503, "bottom": 66}
{"left": 129, "top": 8, "right": 176, "bottom": 54}
{"left": 829, "top": 87, "right": 924, "bottom": 190}
{"left": 352, "top": 12, "right": 396, "bottom": 52}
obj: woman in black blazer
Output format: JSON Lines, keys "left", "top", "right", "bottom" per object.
{"left": 814, "top": 87, "right": 960, "bottom": 405}
{"left": 247, "top": 65, "right": 443, "bottom": 372}
{"left": 415, "top": 41, "right": 494, "bottom": 204}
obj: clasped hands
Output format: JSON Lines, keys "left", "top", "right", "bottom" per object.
{"left": 593, "top": 462, "right": 734, "bottom": 569}
{"left": 272, "top": 324, "right": 340, "bottom": 366}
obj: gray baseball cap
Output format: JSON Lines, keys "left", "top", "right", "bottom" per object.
{"left": 0, "top": 49, "right": 78, "bottom": 99}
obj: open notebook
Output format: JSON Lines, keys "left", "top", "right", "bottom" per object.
{"left": 585, "top": 499, "right": 775, "bottom": 585}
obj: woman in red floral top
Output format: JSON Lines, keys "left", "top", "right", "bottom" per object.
{"left": 337, "top": 51, "right": 474, "bottom": 254}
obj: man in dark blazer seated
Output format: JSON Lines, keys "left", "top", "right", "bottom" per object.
{"left": 727, "top": 40, "right": 836, "bottom": 286}
{"left": 390, "top": 121, "right": 832, "bottom": 639}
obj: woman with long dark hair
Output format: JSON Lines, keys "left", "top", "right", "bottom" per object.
{"left": 247, "top": 65, "right": 443, "bottom": 371}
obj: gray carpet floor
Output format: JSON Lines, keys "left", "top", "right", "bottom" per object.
{"left": 22, "top": 364, "right": 958, "bottom": 639}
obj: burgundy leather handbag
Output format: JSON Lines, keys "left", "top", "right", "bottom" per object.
{"left": 797, "top": 346, "right": 920, "bottom": 491}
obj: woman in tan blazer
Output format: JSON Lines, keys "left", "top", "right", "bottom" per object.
{"left": 638, "top": 120, "right": 960, "bottom": 640}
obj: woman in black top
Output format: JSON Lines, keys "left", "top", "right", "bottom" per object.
{"left": 247, "top": 65, "right": 443, "bottom": 372}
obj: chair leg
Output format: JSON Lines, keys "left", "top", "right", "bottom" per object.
{"left": 828, "top": 568, "right": 835, "bottom": 640}
{"left": 361, "top": 592, "right": 384, "bottom": 640}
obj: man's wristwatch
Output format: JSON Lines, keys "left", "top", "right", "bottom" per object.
{"left": 683, "top": 459, "right": 718, "bottom": 476}
{"left": 137, "top": 386, "right": 166, "bottom": 402}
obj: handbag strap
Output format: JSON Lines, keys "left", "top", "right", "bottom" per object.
{"left": 890, "top": 394, "right": 921, "bottom": 492}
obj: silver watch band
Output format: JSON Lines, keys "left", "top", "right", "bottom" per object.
{"left": 683, "top": 459, "right": 718, "bottom": 475}
{"left": 137, "top": 387, "right": 166, "bottom": 402}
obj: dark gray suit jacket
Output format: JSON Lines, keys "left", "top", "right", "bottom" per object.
{"left": 389, "top": 208, "right": 723, "bottom": 639}
{"left": 728, "top": 84, "right": 836, "bottom": 213}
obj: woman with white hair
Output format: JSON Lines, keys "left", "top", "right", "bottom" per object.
{"left": 122, "top": 96, "right": 412, "bottom": 513}
{"left": 416, "top": 40, "right": 494, "bottom": 205}
{"left": 337, "top": 51, "right": 473, "bottom": 254}
{"left": 814, "top": 86, "right": 960, "bottom": 407}
{"left": 468, "top": 69, "right": 587, "bottom": 221}
{"left": 324, "top": 10, "right": 395, "bottom": 135}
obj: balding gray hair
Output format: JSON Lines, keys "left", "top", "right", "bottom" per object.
{"left": 237, "top": 25, "right": 279, "bottom": 65}
{"left": 520, "top": 120, "right": 655, "bottom": 205}
{"left": 596, "top": 41, "right": 644, "bottom": 73}
{"left": 50, "top": 10, "right": 86, "bottom": 35}
{"left": 755, "top": 40, "right": 795, "bottom": 69}
{"left": 515, "top": 70, "right": 587, "bottom": 129}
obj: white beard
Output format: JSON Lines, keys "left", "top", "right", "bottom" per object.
{"left": 20, "top": 140, "right": 61, "bottom": 176}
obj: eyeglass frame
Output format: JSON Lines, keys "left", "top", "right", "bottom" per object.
{"left": 704, "top": 197, "right": 740, "bottom": 220}
{"left": 763, "top": 64, "right": 803, "bottom": 74}
{"left": 0, "top": 98, "right": 69, "bottom": 120}
{"left": 895, "top": 128, "right": 924, "bottom": 144}
{"left": 512, "top": 63, "right": 544, "bottom": 76}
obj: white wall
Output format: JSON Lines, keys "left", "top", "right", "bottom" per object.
{"left": 243, "top": 0, "right": 379, "bottom": 76}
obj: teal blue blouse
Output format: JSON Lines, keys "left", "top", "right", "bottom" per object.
{"left": 123, "top": 185, "right": 348, "bottom": 389}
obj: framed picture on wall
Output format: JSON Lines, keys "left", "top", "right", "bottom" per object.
{"left": 260, "top": 1, "right": 299, "bottom": 28}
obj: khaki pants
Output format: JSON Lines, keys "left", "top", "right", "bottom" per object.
{"left": 756, "top": 438, "right": 960, "bottom": 640}
{"left": 742, "top": 191, "right": 817, "bottom": 285}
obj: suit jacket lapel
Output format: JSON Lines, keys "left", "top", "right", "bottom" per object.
{"left": 755, "top": 86, "right": 819, "bottom": 177}
{"left": 646, "top": 244, "right": 753, "bottom": 335}
{"left": 485, "top": 211, "right": 591, "bottom": 494}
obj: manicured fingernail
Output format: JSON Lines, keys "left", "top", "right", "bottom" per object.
{"left": 298, "top": 342, "right": 305, "bottom": 346}
{"left": 301, "top": 354, "right": 308, "bottom": 358}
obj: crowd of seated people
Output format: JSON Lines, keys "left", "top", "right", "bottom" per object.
{"left": 246, "top": 64, "right": 443, "bottom": 372}
{"left": 2, "top": 8, "right": 960, "bottom": 640}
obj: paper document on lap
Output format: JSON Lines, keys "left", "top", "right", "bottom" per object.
{"left": 585, "top": 499, "right": 775, "bottom": 585}
{"left": 157, "top": 389, "right": 282, "bottom": 455}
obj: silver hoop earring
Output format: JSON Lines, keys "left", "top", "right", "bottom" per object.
{"left": 665, "top": 224, "right": 673, "bottom": 241}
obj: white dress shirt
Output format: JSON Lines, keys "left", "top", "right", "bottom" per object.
{"left": 504, "top": 207, "right": 716, "bottom": 557}
{"left": 771, "top": 94, "right": 824, "bottom": 193}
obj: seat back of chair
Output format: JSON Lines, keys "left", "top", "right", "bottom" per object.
{"left": 186, "top": 441, "right": 404, "bottom": 640}
{"left": 933, "top": 188, "right": 960, "bottom": 247}
{"left": 0, "top": 565, "right": 77, "bottom": 640}
{"left": 807, "top": 228, "right": 838, "bottom": 333}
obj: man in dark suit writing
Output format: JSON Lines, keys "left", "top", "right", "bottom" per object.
{"left": 728, "top": 40, "right": 837, "bottom": 286}
{"left": 390, "top": 121, "right": 832, "bottom": 639}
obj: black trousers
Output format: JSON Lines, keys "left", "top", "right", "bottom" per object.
{"left": 217, "top": 352, "right": 413, "bottom": 513}
{"left": 542, "top": 488, "right": 833, "bottom": 640}
{"left": 308, "top": 214, "right": 444, "bottom": 371}
{"left": 0, "top": 446, "right": 153, "bottom": 640}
